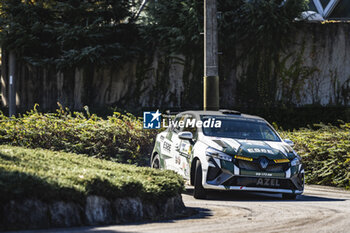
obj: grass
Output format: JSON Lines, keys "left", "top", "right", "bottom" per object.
{"left": 0, "top": 145, "right": 184, "bottom": 205}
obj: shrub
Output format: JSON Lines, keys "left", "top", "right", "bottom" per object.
{"left": 0, "top": 105, "right": 158, "bottom": 165}
{"left": 281, "top": 123, "right": 350, "bottom": 189}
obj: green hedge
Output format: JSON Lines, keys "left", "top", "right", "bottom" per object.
{"left": 281, "top": 123, "right": 350, "bottom": 189}
{"left": 0, "top": 105, "right": 158, "bottom": 165}
{"left": 0, "top": 145, "right": 184, "bottom": 204}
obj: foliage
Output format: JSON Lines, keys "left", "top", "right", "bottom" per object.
{"left": 277, "top": 46, "right": 318, "bottom": 105}
{"left": 220, "top": 0, "right": 308, "bottom": 53}
{"left": 0, "top": 0, "right": 139, "bottom": 69}
{"left": 281, "top": 123, "right": 350, "bottom": 189}
{"left": 0, "top": 105, "right": 158, "bottom": 165}
{"left": 225, "top": 0, "right": 309, "bottom": 107}
{"left": 0, "top": 145, "right": 184, "bottom": 204}
{"left": 140, "top": 0, "right": 203, "bottom": 54}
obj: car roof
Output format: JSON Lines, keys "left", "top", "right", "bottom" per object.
{"left": 178, "top": 110, "right": 266, "bottom": 121}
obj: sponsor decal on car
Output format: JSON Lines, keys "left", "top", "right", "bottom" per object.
{"left": 256, "top": 178, "right": 281, "bottom": 187}
{"left": 163, "top": 141, "right": 171, "bottom": 152}
{"left": 247, "top": 148, "right": 274, "bottom": 154}
{"left": 255, "top": 172, "right": 273, "bottom": 177}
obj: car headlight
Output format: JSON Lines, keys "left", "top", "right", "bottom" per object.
{"left": 291, "top": 157, "right": 300, "bottom": 166}
{"left": 206, "top": 147, "right": 232, "bottom": 162}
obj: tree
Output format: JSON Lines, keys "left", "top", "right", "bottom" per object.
{"left": 139, "top": 0, "right": 203, "bottom": 55}
{"left": 0, "top": 0, "right": 139, "bottom": 69}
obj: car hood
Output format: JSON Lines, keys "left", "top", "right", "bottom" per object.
{"left": 201, "top": 137, "right": 295, "bottom": 160}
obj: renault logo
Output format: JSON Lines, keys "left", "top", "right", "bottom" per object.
{"left": 259, "top": 157, "right": 269, "bottom": 169}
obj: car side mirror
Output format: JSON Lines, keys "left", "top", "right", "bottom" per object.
{"left": 284, "top": 139, "right": 294, "bottom": 147}
{"left": 178, "top": 131, "right": 193, "bottom": 140}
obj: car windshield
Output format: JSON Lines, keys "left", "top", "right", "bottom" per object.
{"left": 201, "top": 115, "right": 281, "bottom": 142}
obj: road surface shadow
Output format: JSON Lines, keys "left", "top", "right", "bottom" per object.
{"left": 184, "top": 187, "right": 347, "bottom": 202}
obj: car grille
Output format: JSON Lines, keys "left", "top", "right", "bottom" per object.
{"left": 237, "top": 160, "right": 289, "bottom": 172}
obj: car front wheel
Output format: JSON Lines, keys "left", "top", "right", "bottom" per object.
{"left": 193, "top": 160, "right": 207, "bottom": 199}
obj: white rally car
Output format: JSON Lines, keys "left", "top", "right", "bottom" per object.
{"left": 150, "top": 110, "right": 304, "bottom": 199}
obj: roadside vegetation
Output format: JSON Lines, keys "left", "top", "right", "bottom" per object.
{"left": 281, "top": 123, "right": 350, "bottom": 190}
{"left": 0, "top": 145, "right": 184, "bottom": 205}
{"left": 0, "top": 105, "right": 157, "bottom": 165}
{"left": 0, "top": 106, "right": 349, "bottom": 191}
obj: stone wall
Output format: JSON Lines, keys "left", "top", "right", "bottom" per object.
{"left": 0, "top": 194, "right": 186, "bottom": 231}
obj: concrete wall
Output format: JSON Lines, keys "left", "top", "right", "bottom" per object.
{"left": 1, "top": 22, "right": 350, "bottom": 111}
{"left": 284, "top": 22, "right": 350, "bottom": 106}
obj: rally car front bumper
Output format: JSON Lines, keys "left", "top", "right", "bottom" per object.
{"left": 203, "top": 157, "right": 304, "bottom": 194}
{"left": 203, "top": 183, "right": 303, "bottom": 194}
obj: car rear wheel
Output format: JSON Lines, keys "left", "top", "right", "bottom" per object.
{"left": 194, "top": 160, "right": 207, "bottom": 199}
{"left": 151, "top": 154, "right": 160, "bottom": 169}
{"left": 282, "top": 193, "right": 297, "bottom": 200}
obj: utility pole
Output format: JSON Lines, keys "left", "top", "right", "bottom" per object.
{"left": 204, "top": 0, "right": 219, "bottom": 111}
{"left": 9, "top": 51, "right": 16, "bottom": 117}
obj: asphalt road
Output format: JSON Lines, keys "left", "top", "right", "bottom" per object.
{"left": 17, "top": 185, "right": 350, "bottom": 233}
